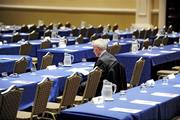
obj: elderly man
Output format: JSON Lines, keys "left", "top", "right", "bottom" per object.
{"left": 92, "top": 38, "right": 127, "bottom": 96}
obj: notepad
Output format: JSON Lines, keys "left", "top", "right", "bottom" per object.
{"left": 109, "top": 107, "right": 141, "bottom": 113}
{"left": 10, "top": 80, "right": 34, "bottom": 84}
{"left": 82, "top": 46, "right": 93, "bottom": 49}
{"left": 151, "top": 92, "right": 179, "bottom": 98}
{"left": 160, "top": 50, "right": 176, "bottom": 53}
{"left": 130, "top": 99, "right": 160, "bottom": 106}
{"left": 63, "top": 49, "right": 78, "bottom": 52}
{"left": 67, "top": 68, "right": 89, "bottom": 75}
{"left": 41, "top": 75, "right": 62, "bottom": 79}
{"left": 171, "top": 48, "right": 180, "bottom": 51}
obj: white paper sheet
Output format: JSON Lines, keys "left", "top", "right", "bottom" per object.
{"left": 109, "top": 107, "right": 141, "bottom": 113}
{"left": 41, "top": 75, "right": 62, "bottom": 79}
{"left": 151, "top": 92, "right": 179, "bottom": 98}
{"left": 171, "top": 48, "right": 180, "bottom": 51}
{"left": 67, "top": 67, "right": 90, "bottom": 75}
{"left": 160, "top": 50, "right": 176, "bottom": 53}
{"left": 130, "top": 99, "right": 160, "bottom": 105}
{"left": 173, "top": 84, "right": 180, "bottom": 88}
{"left": 143, "top": 53, "right": 160, "bottom": 56}
{"left": 63, "top": 49, "right": 78, "bottom": 52}
{"left": 10, "top": 80, "right": 34, "bottom": 84}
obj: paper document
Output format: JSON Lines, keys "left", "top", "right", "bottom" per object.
{"left": 67, "top": 67, "right": 90, "bottom": 75}
{"left": 63, "top": 49, "right": 78, "bottom": 52}
{"left": 173, "top": 84, "right": 180, "bottom": 88}
{"left": 143, "top": 53, "right": 160, "bottom": 56}
{"left": 171, "top": 48, "right": 180, "bottom": 51}
{"left": 10, "top": 80, "right": 34, "bottom": 84}
{"left": 82, "top": 46, "right": 93, "bottom": 49}
{"left": 160, "top": 50, "right": 176, "bottom": 53}
{"left": 151, "top": 92, "right": 179, "bottom": 98}
{"left": 109, "top": 107, "right": 141, "bottom": 113}
{"left": 130, "top": 99, "right": 160, "bottom": 105}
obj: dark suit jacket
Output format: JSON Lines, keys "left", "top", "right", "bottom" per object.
{"left": 94, "top": 51, "right": 127, "bottom": 96}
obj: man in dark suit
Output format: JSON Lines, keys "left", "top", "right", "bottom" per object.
{"left": 92, "top": 38, "right": 127, "bottom": 96}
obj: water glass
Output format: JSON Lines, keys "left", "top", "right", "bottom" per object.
{"left": 82, "top": 58, "right": 87, "bottom": 62}
{"left": 140, "top": 83, "right": 147, "bottom": 93}
{"left": 148, "top": 46, "right": 152, "bottom": 51}
{"left": 174, "top": 41, "right": 178, "bottom": 47}
{"left": 162, "top": 76, "right": 168, "bottom": 85}
{"left": 3, "top": 40, "right": 7, "bottom": 44}
{"left": 160, "top": 43, "right": 164, "bottom": 49}
{"left": 119, "top": 90, "right": 127, "bottom": 100}
{"left": 52, "top": 44, "right": 57, "bottom": 48}
{"left": 1, "top": 72, "right": 8, "bottom": 80}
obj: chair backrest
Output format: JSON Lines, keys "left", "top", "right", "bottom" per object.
{"left": 28, "top": 30, "right": 39, "bottom": 40}
{"left": 107, "top": 44, "right": 121, "bottom": 56}
{"left": 167, "top": 25, "right": 173, "bottom": 33}
{"left": 79, "top": 27, "right": 87, "bottom": 37}
{"left": 13, "top": 57, "right": 28, "bottom": 74}
{"left": 57, "top": 22, "right": 63, "bottom": 29}
{"left": 59, "top": 73, "right": 81, "bottom": 112}
{"left": 20, "top": 25, "right": 29, "bottom": 33}
{"left": 90, "top": 33, "right": 98, "bottom": 41}
{"left": 44, "top": 29, "right": 52, "bottom": 37}
{"left": 145, "top": 28, "right": 152, "bottom": 38}
{"left": 71, "top": 27, "right": 79, "bottom": 36}
{"left": 101, "top": 33, "right": 110, "bottom": 39}
{"left": 82, "top": 67, "right": 102, "bottom": 102}
{"left": 65, "top": 22, "right": 71, "bottom": 28}
{"left": 31, "top": 78, "right": 53, "bottom": 117}
{"left": 130, "top": 57, "right": 145, "bottom": 87}
{"left": 0, "top": 85, "right": 23, "bottom": 119}
{"left": 40, "top": 40, "right": 51, "bottom": 49}
{"left": 11, "top": 32, "right": 22, "bottom": 43}
{"left": 162, "top": 35, "right": 169, "bottom": 45}
{"left": 153, "top": 36, "right": 162, "bottom": 47}
{"left": 46, "top": 23, "right": 53, "bottom": 30}
{"left": 139, "top": 29, "right": 146, "bottom": 39}
{"left": 96, "top": 24, "right": 104, "bottom": 34}
{"left": 19, "top": 42, "right": 32, "bottom": 55}
{"left": 75, "top": 34, "right": 83, "bottom": 44}
{"left": 87, "top": 26, "right": 95, "bottom": 38}
{"left": 40, "top": 52, "right": 54, "bottom": 70}
{"left": 132, "top": 30, "right": 139, "bottom": 39}
{"left": 151, "top": 26, "right": 158, "bottom": 37}
{"left": 28, "top": 24, "right": 37, "bottom": 33}
{"left": 112, "top": 24, "right": 119, "bottom": 32}
{"left": 142, "top": 38, "right": 150, "bottom": 49}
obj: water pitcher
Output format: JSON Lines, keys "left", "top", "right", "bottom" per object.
{"left": 101, "top": 80, "right": 117, "bottom": 100}
{"left": 63, "top": 53, "right": 74, "bottom": 66}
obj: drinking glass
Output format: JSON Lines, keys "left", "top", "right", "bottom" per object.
{"left": 119, "top": 90, "right": 127, "bottom": 100}
{"left": 162, "top": 76, "right": 168, "bottom": 85}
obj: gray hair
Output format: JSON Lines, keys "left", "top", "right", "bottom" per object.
{"left": 92, "top": 38, "right": 108, "bottom": 50}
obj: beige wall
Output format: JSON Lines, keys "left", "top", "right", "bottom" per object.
{"left": 0, "top": 0, "right": 158, "bottom": 29}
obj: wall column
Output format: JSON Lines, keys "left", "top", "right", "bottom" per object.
{"left": 158, "top": 0, "right": 166, "bottom": 28}
{"left": 133, "top": 0, "right": 152, "bottom": 29}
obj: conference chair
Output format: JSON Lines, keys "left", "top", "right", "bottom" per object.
{"left": 167, "top": 25, "right": 173, "bottom": 34}
{"left": 75, "top": 34, "right": 83, "bottom": 44}
{"left": 42, "top": 73, "right": 81, "bottom": 120}
{"left": 28, "top": 24, "right": 37, "bottom": 33}
{"left": 107, "top": 44, "right": 121, "bottom": 56}
{"left": 65, "top": 21, "right": 71, "bottom": 28}
{"left": 46, "top": 23, "right": 53, "bottom": 30}
{"left": 87, "top": 26, "right": 95, "bottom": 38}
{"left": 19, "top": 41, "right": 32, "bottom": 55}
{"left": 11, "top": 32, "right": 22, "bottom": 43}
{"left": 79, "top": 27, "right": 87, "bottom": 37}
{"left": 151, "top": 26, "right": 158, "bottom": 37}
{"left": 57, "top": 22, "right": 63, "bottom": 29}
{"left": 162, "top": 35, "right": 169, "bottom": 45}
{"left": 153, "top": 36, "right": 162, "bottom": 47}
{"left": 139, "top": 29, "right": 146, "bottom": 39}
{"left": 112, "top": 23, "right": 119, "bottom": 32}
{"left": 90, "top": 33, "right": 98, "bottom": 41}
{"left": 44, "top": 29, "right": 52, "bottom": 37}
{"left": 144, "top": 28, "right": 152, "bottom": 38}
{"left": 0, "top": 85, "right": 23, "bottom": 120}
{"left": 157, "top": 67, "right": 180, "bottom": 79}
{"left": 20, "top": 25, "right": 29, "bottom": 33}
{"left": 40, "top": 40, "right": 51, "bottom": 49}
{"left": 96, "top": 24, "right": 104, "bottom": 34}
{"left": 101, "top": 33, "right": 110, "bottom": 39}
{"left": 71, "top": 27, "right": 79, "bottom": 37}
{"left": 142, "top": 38, "right": 151, "bottom": 49}
{"left": 40, "top": 52, "right": 54, "bottom": 70}
{"left": 127, "top": 57, "right": 145, "bottom": 88}
{"left": 73, "top": 67, "right": 102, "bottom": 104}
{"left": 132, "top": 30, "right": 139, "bottom": 39}
{"left": 16, "top": 78, "right": 53, "bottom": 120}
{"left": 13, "top": 57, "right": 28, "bottom": 74}
{"left": 28, "top": 30, "right": 39, "bottom": 40}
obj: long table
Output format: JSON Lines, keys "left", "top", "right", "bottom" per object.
{"left": 116, "top": 44, "right": 180, "bottom": 84}
{"left": 0, "top": 55, "right": 32, "bottom": 74}
{"left": 37, "top": 39, "right": 132, "bottom": 68}
{"left": 60, "top": 74, "right": 180, "bottom": 120}
{"left": 0, "top": 62, "right": 94, "bottom": 110}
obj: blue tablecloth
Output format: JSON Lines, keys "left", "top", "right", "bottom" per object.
{"left": 0, "top": 33, "right": 29, "bottom": 43}
{"left": 0, "top": 62, "right": 94, "bottom": 110}
{"left": 0, "top": 55, "right": 32, "bottom": 74}
{"left": 37, "top": 40, "right": 132, "bottom": 69}
{"left": 116, "top": 44, "right": 180, "bottom": 84}
{"left": 60, "top": 74, "right": 180, "bottom": 120}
